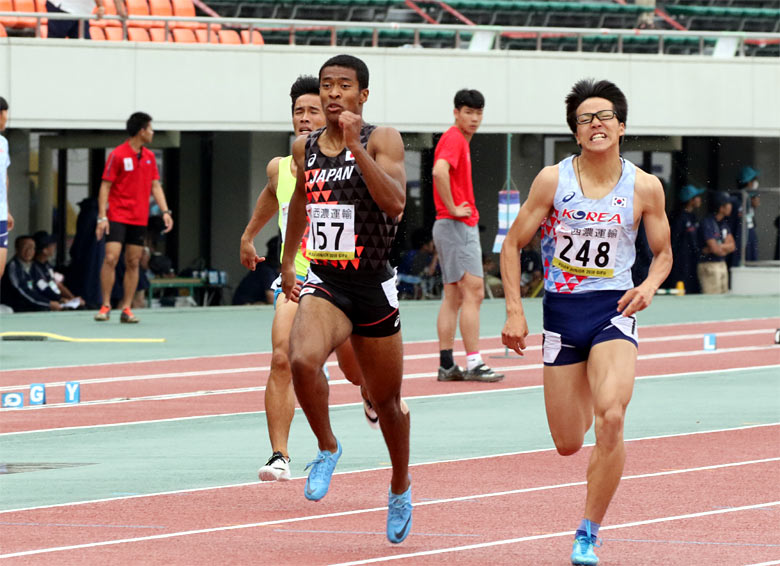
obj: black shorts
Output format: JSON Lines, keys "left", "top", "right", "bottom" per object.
{"left": 106, "top": 221, "right": 146, "bottom": 247}
{"left": 301, "top": 265, "right": 400, "bottom": 338}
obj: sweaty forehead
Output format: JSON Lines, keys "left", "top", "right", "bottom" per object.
{"left": 320, "top": 66, "right": 358, "bottom": 82}
{"left": 294, "top": 93, "right": 322, "bottom": 110}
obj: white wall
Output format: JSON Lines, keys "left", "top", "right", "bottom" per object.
{"left": 3, "top": 39, "right": 779, "bottom": 136}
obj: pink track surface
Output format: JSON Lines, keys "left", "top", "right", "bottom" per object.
{"left": 1, "top": 319, "right": 779, "bottom": 565}
{"left": 1, "top": 427, "right": 778, "bottom": 564}
{"left": 1, "top": 319, "right": 778, "bottom": 433}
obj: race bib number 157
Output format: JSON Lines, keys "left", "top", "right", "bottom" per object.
{"left": 552, "top": 224, "right": 619, "bottom": 278}
{"left": 306, "top": 203, "right": 356, "bottom": 260}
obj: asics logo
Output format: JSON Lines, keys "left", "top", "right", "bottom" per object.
{"left": 562, "top": 192, "right": 576, "bottom": 203}
{"left": 307, "top": 153, "right": 317, "bottom": 167}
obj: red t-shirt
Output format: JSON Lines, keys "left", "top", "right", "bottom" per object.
{"left": 102, "top": 141, "right": 159, "bottom": 226}
{"left": 433, "top": 125, "right": 479, "bottom": 227}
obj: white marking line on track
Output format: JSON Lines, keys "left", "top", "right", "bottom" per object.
{"left": 745, "top": 561, "right": 780, "bottom": 566}
{"left": 1, "top": 337, "right": 777, "bottom": 396}
{"left": 3, "top": 317, "right": 777, "bottom": 374}
{"left": 2, "top": 327, "right": 776, "bottom": 391}
{"left": 328, "top": 501, "right": 780, "bottom": 566}
{"left": 0, "top": 458, "right": 777, "bottom": 560}
{"left": 1, "top": 422, "right": 778, "bottom": 515}
{"left": 2, "top": 364, "right": 778, "bottom": 433}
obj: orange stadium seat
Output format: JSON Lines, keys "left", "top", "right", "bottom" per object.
{"left": 0, "top": 0, "right": 19, "bottom": 28}
{"left": 240, "top": 29, "right": 264, "bottom": 45}
{"left": 90, "top": 25, "right": 106, "bottom": 39}
{"left": 126, "top": 0, "right": 154, "bottom": 28}
{"left": 12, "top": 0, "right": 38, "bottom": 28}
{"left": 217, "top": 28, "right": 240, "bottom": 44}
{"left": 0, "top": 22, "right": 6, "bottom": 36}
{"left": 128, "top": 26, "right": 149, "bottom": 40}
{"left": 149, "top": 26, "right": 168, "bottom": 41}
{"left": 104, "top": 25, "right": 123, "bottom": 40}
{"left": 195, "top": 27, "right": 218, "bottom": 43}
{"left": 91, "top": 0, "right": 121, "bottom": 28}
{"left": 33, "top": 0, "right": 46, "bottom": 19}
{"left": 170, "top": 0, "right": 203, "bottom": 29}
{"left": 172, "top": 27, "right": 196, "bottom": 42}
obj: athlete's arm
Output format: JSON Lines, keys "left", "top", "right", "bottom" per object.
{"left": 617, "top": 171, "right": 672, "bottom": 317}
{"left": 341, "top": 114, "right": 405, "bottom": 217}
{"left": 5, "top": 172, "right": 12, "bottom": 231}
{"left": 281, "top": 137, "right": 308, "bottom": 300}
{"left": 151, "top": 180, "right": 173, "bottom": 233}
{"left": 500, "top": 165, "right": 557, "bottom": 355}
{"left": 432, "top": 159, "right": 470, "bottom": 218}
{"left": 95, "top": 180, "right": 112, "bottom": 240}
{"left": 240, "top": 156, "right": 282, "bottom": 271}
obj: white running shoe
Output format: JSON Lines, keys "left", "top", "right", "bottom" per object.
{"left": 258, "top": 451, "right": 291, "bottom": 482}
{"left": 361, "top": 386, "right": 380, "bottom": 430}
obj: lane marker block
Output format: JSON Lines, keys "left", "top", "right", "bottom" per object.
{"left": 65, "top": 382, "right": 81, "bottom": 404}
{"left": 1, "top": 392, "right": 24, "bottom": 408}
{"left": 29, "top": 383, "right": 46, "bottom": 405}
{"left": 703, "top": 333, "right": 717, "bottom": 351}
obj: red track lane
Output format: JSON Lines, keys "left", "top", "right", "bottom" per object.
{"left": 1, "top": 426, "right": 778, "bottom": 564}
{"left": 3, "top": 318, "right": 778, "bottom": 387}
{"left": 2, "top": 329, "right": 778, "bottom": 433}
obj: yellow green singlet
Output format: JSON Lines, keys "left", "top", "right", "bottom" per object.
{"left": 276, "top": 155, "right": 310, "bottom": 278}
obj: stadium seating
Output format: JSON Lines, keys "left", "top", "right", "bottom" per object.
{"left": 126, "top": 0, "right": 156, "bottom": 28}
{"left": 0, "top": 22, "right": 6, "bottom": 35}
{"left": 12, "top": 0, "right": 37, "bottom": 28}
{"left": 91, "top": 0, "right": 122, "bottom": 28}
{"left": 664, "top": 4, "right": 780, "bottom": 32}
{"left": 128, "top": 26, "right": 150, "bottom": 39}
{"left": 0, "top": 0, "right": 19, "bottom": 29}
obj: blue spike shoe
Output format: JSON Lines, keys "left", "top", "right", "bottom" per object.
{"left": 303, "top": 440, "right": 342, "bottom": 501}
{"left": 386, "top": 481, "right": 412, "bottom": 544}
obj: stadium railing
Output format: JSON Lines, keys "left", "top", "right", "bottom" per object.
{"left": 1, "top": 11, "right": 778, "bottom": 56}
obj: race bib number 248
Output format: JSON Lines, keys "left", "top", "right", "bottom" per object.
{"left": 552, "top": 224, "right": 619, "bottom": 278}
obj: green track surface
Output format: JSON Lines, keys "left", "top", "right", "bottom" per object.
{"left": 1, "top": 294, "right": 778, "bottom": 370}
{"left": 1, "top": 367, "right": 778, "bottom": 511}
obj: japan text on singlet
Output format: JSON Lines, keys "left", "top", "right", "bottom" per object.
{"left": 303, "top": 124, "right": 399, "bottom": 278}
{"left": 540, "top": 155, "right": 638, "bottom": 294}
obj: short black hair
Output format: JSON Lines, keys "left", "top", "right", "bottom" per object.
{"left": 319, "top": 54, "right": 369, "bottom": 90}
{"left": 454, "top": 89, "right": 485, "bottom": 110}
{"left": 565, "top": 79, "right": 628, "bottom": 137}
{"left": 15, "top": 234, "right": 33, "bottom": 250}
{"left": 126, "top": 112, "right": 152, "bottom": 137}
{"left": 289, "top": 75, "right": 320, "bottom": 114}
{"left": 0, "top": 96, "right": 8, "bottom": 112}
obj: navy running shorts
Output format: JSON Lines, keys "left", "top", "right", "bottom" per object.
{"left": 542, "top": 289, "right": 637, "bottom": 366}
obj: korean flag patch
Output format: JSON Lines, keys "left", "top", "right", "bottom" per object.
{"left": 611, "top": 196, "right": 627, "bottom": 208}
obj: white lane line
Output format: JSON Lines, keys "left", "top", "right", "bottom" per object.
{"left": 745, "top": 561, "right": 780, "bottom": 566}
{"left": 2, "top": 364, "right": 778, "bottom": 432}
{"left": 1, "top": 332, "right": 777, "bottom": 393}
{"left": 3, "top": 317, "right": 777, "bottom": 374}
{"left": 329, "top": 500, "right": 780, "bottom": 566}
{"left": 1, "top": 422, "right": 777, "bottom": 514}
{"left": 0, "top": 458, "right": 777, "bottom": 560}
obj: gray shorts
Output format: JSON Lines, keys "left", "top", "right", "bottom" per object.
{"left": 433, "top": 219, "right": 483, "bottom": 285}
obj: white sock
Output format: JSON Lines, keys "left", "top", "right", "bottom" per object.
{"left": 466, "top": 352, "right": 483, "bottom": 370}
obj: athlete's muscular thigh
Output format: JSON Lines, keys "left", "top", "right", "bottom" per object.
{"left": 289, "top": 295, "right": 352, "bottom": 366}
{"left": 587, "top": 340, "right": 636, "bottom": 442}
{"left": 543, "top": 362, "right": 593, "bottom": 456}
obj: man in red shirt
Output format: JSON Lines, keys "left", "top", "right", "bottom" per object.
{"left": 432, "top": 89, "right": 503, "bottom": 382}
{"left": 94, "top": 112, "right": 172, "bottom": 323}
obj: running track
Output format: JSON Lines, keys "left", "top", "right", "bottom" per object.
{"left": 1, "top": 318, "right": 779, "bottom": 565}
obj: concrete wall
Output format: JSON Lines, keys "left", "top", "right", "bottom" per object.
{"left": 3, "top": 39, "right": 779, "bottom": 136}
